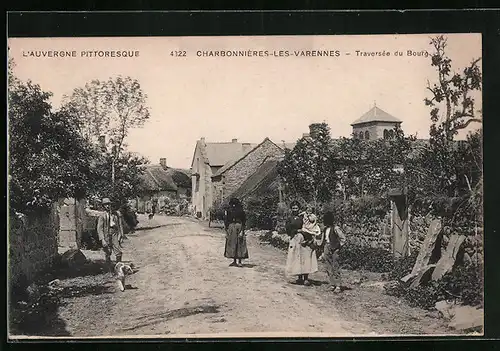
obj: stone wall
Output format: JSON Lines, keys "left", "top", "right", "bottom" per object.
{"left": 223, "top": 139, "right": 283, "bottom": 198}
{"left": 342, "top": 212, "right": 393, "bottom": 251}
{"left": 9, "top": 203, "right": 60, "bottom": 290}
{"left": 341, "top": 212, "right": 482, "bottom": 259}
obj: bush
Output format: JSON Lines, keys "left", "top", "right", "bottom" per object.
{"left": 339, "top": 245, "right": 395, "bottom": 273}
{"left": 244, "top": 195, "right": 278, "bottom": 230}
{"left": 387, "top": 254, "right": 418, "bottom": 280}
{"left": 385, "top": 263, "right": 483, "bottom": 309}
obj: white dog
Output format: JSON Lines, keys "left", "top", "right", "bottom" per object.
{"left": 114, "top": 262, "right": 135, "bottom": 292}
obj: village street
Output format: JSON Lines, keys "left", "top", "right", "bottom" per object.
{"left": 37, "top": 215, "right": 454, "bottom": 338}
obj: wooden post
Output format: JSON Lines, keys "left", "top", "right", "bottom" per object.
{"left": 389, "top": 188, "right": 409, "bottom": 259}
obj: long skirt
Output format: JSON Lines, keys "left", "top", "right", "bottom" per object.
{"left": 224, "top": 222, "right": 249, "bottom": 259}
{"left": 323, "top": 244, "right": 341, "bottom": 286}
{"left": 286, "top": 234, "right": 318, "bottom": 276}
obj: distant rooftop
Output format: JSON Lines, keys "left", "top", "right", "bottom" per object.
{"left": 351, "top": 105, "right": 402, "bottom": 126}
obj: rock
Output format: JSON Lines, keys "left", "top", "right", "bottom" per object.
{"left": 448, "top": 306, "right": 484, "bottom": 332}
{"left": 435, "top": 300, "right": 456, "bottom": 320}
{"left": 48, "top": 279, "right": 61, "bottom": 286}
{"left": 26, "top": 283, "right": 41, "bottom": 300}
{"left": 61, "top": 249, "right": 87, "bottom": 267}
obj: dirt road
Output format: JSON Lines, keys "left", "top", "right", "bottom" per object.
{"left": 40, "top": 216, "right": 451, "bottom": 337}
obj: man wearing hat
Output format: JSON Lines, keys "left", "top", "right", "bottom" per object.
{"left": 97, "top": 197, "right": 123, "bottom": 269}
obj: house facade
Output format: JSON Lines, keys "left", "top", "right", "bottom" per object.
{"left": 190, "top": 138, "right": 256, "bottom": 219}
{"left": 211, "top": 138, "right": 285, "bottom": 205}
{"left": 351, "top": 104, "right": 402, "bottom": 140}
{"left": 134, "top": 158, "right": 191, "bottom": 213}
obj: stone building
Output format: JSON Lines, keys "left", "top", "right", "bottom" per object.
{"left": 190, "top": 138, "right": 257, "bottom": 219}
{"left": 135, "top": 158, "right": 191, "bottom": 213}
{"left": 211, "top": 138, "right": 285, "bottom": 205}
{"left": 351, "top": 104, "right": 402, "bottom": 140}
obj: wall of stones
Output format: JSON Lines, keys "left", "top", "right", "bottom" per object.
{"left": 223, "top": 140, "right": 283, "bottom": 198}
{"left": 9, "top": 203, "right": 60, "bottom": 290}
{"left": 340, "top": 212, "right": 482, "bottom": 260}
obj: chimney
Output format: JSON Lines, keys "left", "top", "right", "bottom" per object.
{"left": 160, "top": 158, "right": 167, "bottom": 169}
{"left": 98, "top": 135, "right": 106, "bottom": 151}
{"left": 232, "top": 138, "right": 238, "bottom": 143}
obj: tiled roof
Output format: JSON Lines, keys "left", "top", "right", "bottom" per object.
{"left": 351, "top": 106, "right": 402, "bottom": 126}
{"left": 205, "top": 142, "right": 257, "bottom": 167}
{"left": 213, "top": 138, "right": 283, "bottom": 177}
{"left": 228, "top": 157, "right": 282, "bottom": 202}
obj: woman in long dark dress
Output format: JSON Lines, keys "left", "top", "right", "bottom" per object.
{"left": 224, "top": 197, "right": 248, "bottom": 267}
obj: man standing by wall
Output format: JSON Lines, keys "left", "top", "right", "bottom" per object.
{"left": 97, "top": 198, "right": 123, "bottom": 270}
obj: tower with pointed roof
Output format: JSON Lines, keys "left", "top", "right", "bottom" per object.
{"left": 351, "top": 103, "right": 402, "bottom": 140}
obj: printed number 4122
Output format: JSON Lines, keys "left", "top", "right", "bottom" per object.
{"left": 171, "top": 51, "right": 187, "bottom": 57}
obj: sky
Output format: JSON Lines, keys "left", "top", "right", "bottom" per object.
{"left": 8, "top": 34, "right": 482, "bottom": 169}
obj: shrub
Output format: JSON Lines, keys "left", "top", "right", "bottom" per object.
{"left": 387, "top": 254, "right": 418, "bottom": 281}
{"left": 244, "top": 195, "right": 278, "bottom": 230}
{"left": 385, "top": 262, "right": 483, "bottom": 309}
{"left": 339, "top": 245, "right": 395, "bottom": 273}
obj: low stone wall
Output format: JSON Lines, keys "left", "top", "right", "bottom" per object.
{"left": 9, "top": 204, "right": 60, "bottom": 291}
{"left": 342, "top": 213, "right": 392, "bottom": 251}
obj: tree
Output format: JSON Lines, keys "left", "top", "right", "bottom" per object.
{"left": 335, "top": 126, "right": 417, "bottom": 199}
{"left": 425, "top": 35, "right": 482, "bottom": 144}
{"left": 8, "top": 75, "right": 98, "bottom": 213}
{"left": 60, "top": 80, "right": 110, "bottom": 143}
{"left": 423, "top": 35, "right": 482, "bottom": 197}
{"left": 62, "top": 76, "right": 151, "bottom": 186}
{"left": 87, "top": 151, "right": 148, "bottom": 209}
{"left": 278, "top": 123, "right": 337, "bottom": 208}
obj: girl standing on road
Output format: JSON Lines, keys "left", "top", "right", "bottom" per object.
{"left": 224, "top": 197, "right": 248, "bottom": 267}
{"left": 285, "top": 201, "right": 318, "bottom": 286}
{"left": 319, "top": 210, "right": 347, "bottom": 292}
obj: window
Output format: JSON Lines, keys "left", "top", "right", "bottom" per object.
{"left": 383, "top": 129, "right": 389, "bottom": 139}
{"left": 364, "top": 131, "right": 370, "bottom": 140}
{"left": 359, "top": 131, "right": 364, "bottom": 140}
{"left": 388, "top": 129, "right": 395, "bottom": 139}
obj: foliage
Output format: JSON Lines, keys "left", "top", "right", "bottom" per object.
{"left": 244, "top": 195, "right": 279, "bottom": 230}
{"left": 8, "top": 78, "right": 98, "bottom": 214}
{"left": 278, "top": 123, "right": 338, "bottom": 206}
{"left": 425, "top": 35, "right": 482, "bottom": 143}
{"left": 423, "top": 35, "right": 482, "bottom": 198}
{"left": 62, "top": 76, "right": 151, "bottom": 147}
{"left": 62, "top": 76, "right": 151, "bottom": 187}
{"left": 338, "top": 245, "right": 395, "bottom": 273}
{"left": 87, "top": 151, "right": 149, "bottom": 209}
{"left": 387, "top": 254, "right": 418, "bottom": 281}
{"left": 334, "top": 125, "right": 417, "bottom": 199}
{"left": 259, "top": 231, "right": 290, "bottom": 251}
{"left": 385, "top": 263, "right": 483, "bottom": 309}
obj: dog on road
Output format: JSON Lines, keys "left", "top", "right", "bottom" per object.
{"left": 114, "top": 262, "right": 135, "bottom": 292}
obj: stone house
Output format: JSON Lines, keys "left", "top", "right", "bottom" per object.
{"left": 135, "top": 158, "right": 191, "bottom": 213}
{"left": 351, "top": 104, "right": 402, "bottom": 140}
{"left": 211, "top": 138, "right": 286, "bottom": 206}
{"left": 190, "top": 138, "right": 257, "bottom": 219}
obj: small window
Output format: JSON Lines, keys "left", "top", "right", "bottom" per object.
{"left": 364, "top": 131, "right": 370, "bottom": 140}
{"left": 359, "top": 131, "right": 364, "bottom": 140}
{"left": 388, "top": 129, "right": 395, "bottom": 139}
{"left": 383, "top": 129, "right": 389, "bottom": 139}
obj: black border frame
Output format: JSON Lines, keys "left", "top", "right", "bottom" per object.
{"left": 5, "top": 8, "right": 500, "bottom": 349}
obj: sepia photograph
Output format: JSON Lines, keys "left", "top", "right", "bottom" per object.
{"left": 7, "top": 33, "right": 483, "bottom": 339}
